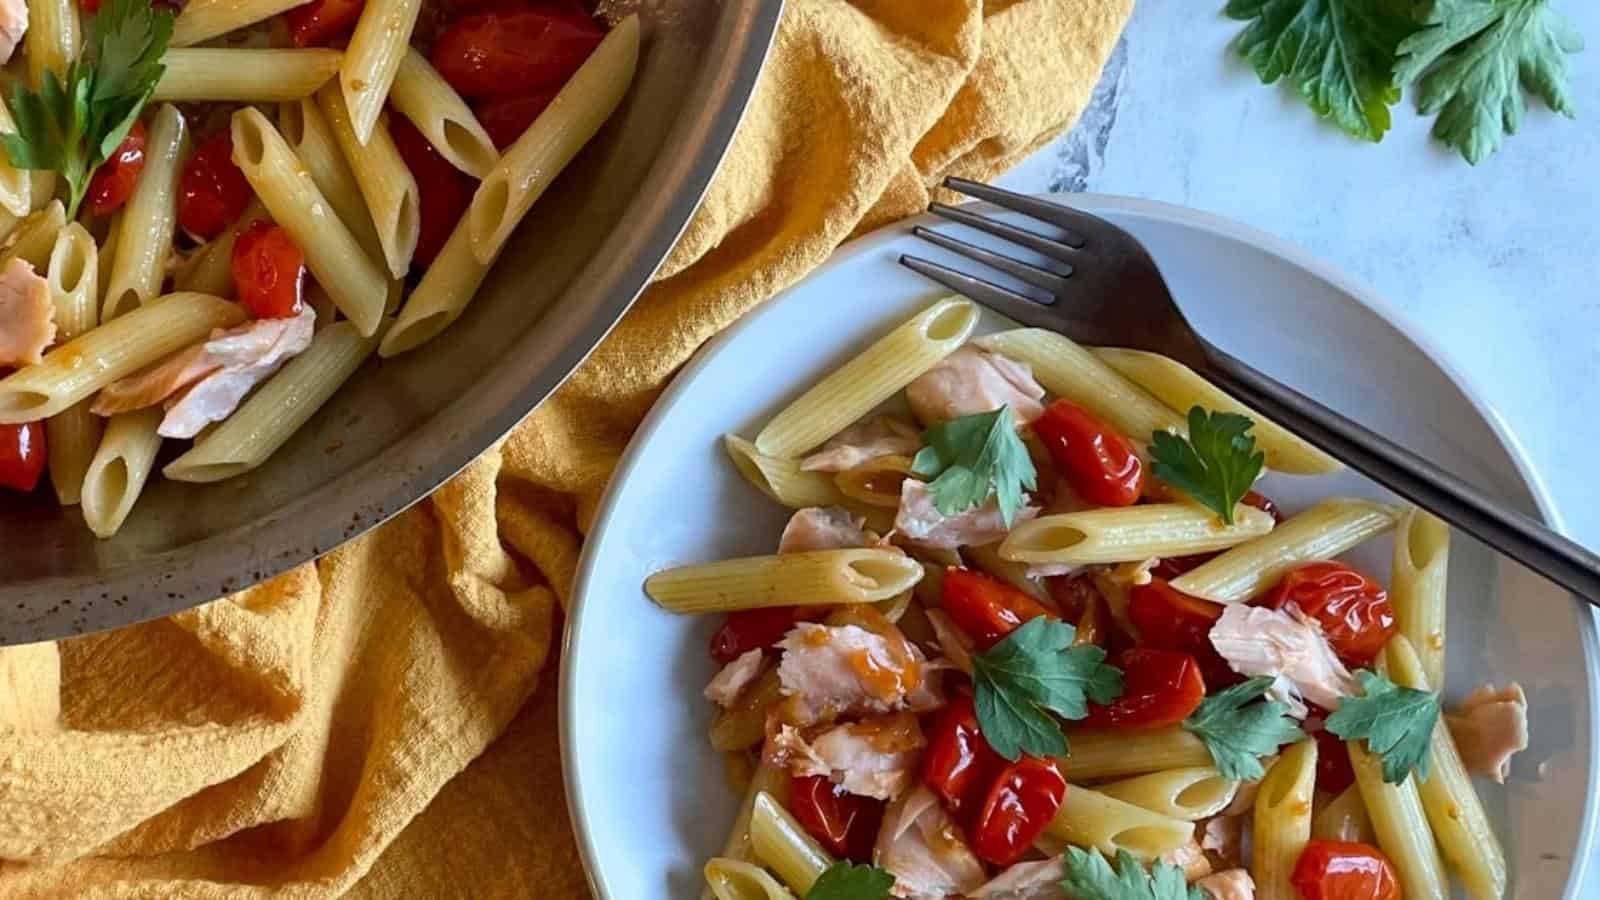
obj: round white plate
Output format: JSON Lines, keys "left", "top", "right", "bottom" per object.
{"left": 562, "top": 194, "right": 1600, "bottom": 899}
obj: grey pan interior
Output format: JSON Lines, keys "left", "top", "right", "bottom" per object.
{"left": 0, "top": 1, "right": 786, "bottom": 644}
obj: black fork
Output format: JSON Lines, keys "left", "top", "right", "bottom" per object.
{"left": 902, "top": 176, "right": 1600, "bottom": 606}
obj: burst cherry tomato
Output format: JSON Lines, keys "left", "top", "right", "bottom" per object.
{"left": 474, "top": 89, "right": 558, "bottom": 149}
{"left": 178, "top": 131, "right": 253, "bottom": 240}
{"left": 286, "top": 0, "right": 366, "bottom": 47}
{"left": 1256, "top": 561, "right": 1396, "bottom": 667}
{"left": 788, "top": 774, "right": 883, "bottom": 863}
{"left": 86, "top": 121, "right": 147, "bottom": 217}
{"left": 1290, "top": 840, "right": 1401, "bottom": 900}
{"left": 1031, "top": 399, "right": 1144, "bottom": 507}
{"left": 708, "top": 606, "right": 811, "bottom": 664}
{"left": 0, "top": 420, "right": 45, "bottom": 492}
{"left": 921, "top": 692, "right": 1006, "bottom": 818}
{"left": 432, "top": 10, "right": 604, "bottom": 100}
{"left": 1150, "top": 491, "right": 1283, "bottom": 579}
{"left": 941, "top": 567, "right": 1054, "bottom": 651}
{"left": 1082, "top": 648, "right": 1204, "bottom": 730}
{"left": 231, "top": 222, "right": 306, "bottom": 319}
{"left": 388, "top": 118, "right": 474, "bottom": 267}
{"left": 969, "top": 756, "right": 1066, "bottom": 866}
{"left": 1127, "top": 578, "right": 1238, "bottom": 688}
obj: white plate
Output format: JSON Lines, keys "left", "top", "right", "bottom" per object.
{"left": 562, "top": 194, "right": 1600, "bottom": 899}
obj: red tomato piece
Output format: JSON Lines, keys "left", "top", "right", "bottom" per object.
{"left": 969, "top": 756, "right": 1067, "bottom": 866}
{"left": 941, "top": 567, "right": 1054, "bottom": 651}
{"left": 86, "top": 120, "right": 147, "bottom": 217}
{"left": 231, "top": 222, "right": 306, "bottom": 319}
{"left": 921, "top": 692, "right": 1006, "bottom": 818}
{"left": 1290, "top": 840, "right": 1401, "bottom": 900}
{"left": 432, "top": 10, "right": 604, "bottom": 100}
{"left": 178, "top": 131, "right": 253, "bottom": 240}
{"left": 388, "top": 118, "right": 475, "bottom": 267}
{"left": 1149, "top": 491, "right": 1283, "bottom": 579}
{"left": 1082, "top": 647, "right": 1205, "bottom": 730}
{"left": 285, "top": 0, "right": 366, "bottom": 47}
{"left": 1031, "top": 399, "right": 1144, "bottom": 507}
{"left": 1256, "top": 561, "right": 1397, "bottom": 667}
{"left": 708, "top": 606, "right": 808, "bottom": 664}
{"left": 1312, "top": 722, "right": 1356, "bottom": 793}
{"left": 788, "top": 774, "right": 884, "bottom": 863}
{"left": 0, "top": 420, "right": 45, "bottom": 492}
{"left": 474, "top": 89, "right": 559, "bottom": 149}
{"left": 1127, "top": 578, "right": 1238, "bottom": 689}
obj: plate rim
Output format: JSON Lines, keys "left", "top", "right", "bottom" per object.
{"left": 559, "top": 192, "right": 1600, "bottom": 899}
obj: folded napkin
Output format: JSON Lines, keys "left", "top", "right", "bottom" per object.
{"left": 0, "top": 1, "right": 1131, "bottom": 896}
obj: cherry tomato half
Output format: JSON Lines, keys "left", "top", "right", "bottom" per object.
{"left": 1127, "top": 578, "right": 1238, "bottom": 689}
{"left": 179, "top": 131, "right": 253, "bottom": 240}
{"left": 388, "top": 117, "right": 474, "bottom": 267}
{"left": 1150, "top": 491, "right": 1283, "bottom": 579}
{"left": 474, "top": 89, "right": 558, "bottom": 149}
{"left": 1082, "top": 647, "right": 1204, "bottom": 730}
{"left": 432, "top": 10, "right": 604, "bottom": 100}
{"left": 788, "top": 774, "right": 884, "bottom": 863}
{"left": 970, "top": 756, "right": 1067, "bottom": 866}
{"left": 86, "top": 120, "right": 147, "bottom": 217}
{"left": 286, "top": 0, "right": 366, "bottom": 47}
{"left": 0, "top": 420, "right": 45, "bottom": 492}
{"left": 1031, "top": 399, "right": 1144, "bottom": 507}
{"left": 708, "top": 606, "right": 811, "bottom": 664}
{"left": 1256, "top": 561, "right": 1396, "bottom": 667}
{"left": 921, "top": 692, "right": 1006, "bottom": 818}
{"left": 231, "top": 222, "right": 306, "bottom": 319}
{"left": 941, "top": 567, "right": 1054, "bottom": 651}
{"left": 1290, "top": 840, "right": 1401, "bottom": 900}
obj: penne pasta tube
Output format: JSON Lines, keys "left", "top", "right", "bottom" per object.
{"left": 0, "top": 102, "right": 32, "bottom": 216}
{"left": 1311, "top": 785, "right": 1376, "bottom": 844}
{"left": 1055, "top": 727, "right": 1213, "bottom": 781}
{"left": 468, "top": 14, "right": 639, "bottom": 262}
{"left": 172, "top": 0, "right": 304, "bottom": 46}
{"left": 1171, "top": 498, "right": 1399, "bottom": 604}
{"left": 1091, "top": 347, "right": 1343, "bottom": 475}
{"left": 81, "top": 409, "right": 163, "bottom": 539}
{"left": 749, "top": 792, "right": 833, "bottom": 896}
{"left": 42, "top": 224, "right": 100, "bottom": 505}
{"left": 712, "top": 762, "right": 789, "bottom": 874}
{"left": 703, "top": 859, "right": 797, "bottom": 900}
{"left": 724, "top": 434, "right": 854, "bottom": 509}
{"left": 173, "top": 198, "right": 269, "bottom": 297}
{"left": 709, "top": 666, "right": 782, "bottom": 753}
{"left": 1095, "top": 767, "right": 1239, "bottom": 821}
{"left": 104, "top": 104, "right": 187, "bottom": 320}
{"left": 390, "top": 48, "right": 498, "bottom": 178}
{"left": 23, "top": 0, "right": 78, "bottom": 90}
{"left": 1390, "top": 508, "right": 1450, "bottom": 690}
{"left": 96, "top": 212, "right": 120, "bottom": 301}
{"left": 833, "top": 455, "right": 915, "bottom": 509}
{"left": 1040, "top": 784, "right": 1193, "bottom": 860}
{"left": 1350, "top": 737, "right": 1449, "bottom": 900}
{"left": 339, "top": 0, "right": 423, "bottom": 143}
{"left": 1000, "top": 503, "right": 1276, "bottom": 566}
{"left": 1253, "top": 739, "right": 1317, "bottom": 900}
{"left": 153, "top": 49, "right": 343, "bottom": 102}
{"left": 276, "top": 98, "right": 386, "bottom": 264}
{"left": 645, "top": 550, "right": 924, "bottom": 614}
{"left": 376, "top": 214, "right": 485, "bottom": 355}
{"left": 317, "top": 86, "right": 420, "bottom": 278}
{"left": 0, "top": 200, "right": 65, "bottom": 271}
{"left": 0, "top": 292, "right": 244, "bottom": 423}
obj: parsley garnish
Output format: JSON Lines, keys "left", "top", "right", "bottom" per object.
{"left": 1058, "top": 847, "right": 1206, "bottom": 900}
{"left": 806, "top": 862, "right": 893, "bottom": 900}
{"left": 1148, "top": 407, "right": 1265, "bottom": 525}
{"left": 1182, "top": 676, "right": 1307, "bottom": 781}
{"left": 970, "top": 617, "right": 1124, "bottom": 761}
{"left": 910, "top": 406, "right": 1036, "bottom": 528}
{"left": 1325, "top": 669, "right": 1440, "bottom": 784}
{"left": 1, "top": 0, "right": 173, "bottom": 218}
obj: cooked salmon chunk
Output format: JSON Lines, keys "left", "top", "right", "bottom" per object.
{"left": 800, "top": 415, "right": 922, "bottom": 473}
{"left": 873, "top": 785, "right": 987, "bottom": 899}
{"left": 1209, "top": 604, "right": 1356, "bottom": 716}
{"left": 905, "top": 347, "right": 1045, "bottom": 426}
{"left": 778, "top": 506, "right": 869, "bottom": 554}
{"left": 894, "top": 479, "right": 1038, "bottom": 550}
{"left": 159, "top": 306, "right": 316, "bottom": 438}
{"left": 1445, "top": 682, "right": 1528, "bottom": 783}
{"left": 0, "top": 0, "right": 26, "bottom": 66}
{"left": 0, "top": 259, "right": 55, "bottom": 367}
{"left": 768, "top": 711, "right": 925, "bottom": 799}
{"left": 775, "top": 622, "right": 939, "bottom": 725}
{"left": 970, "top": 857, "right": 1066, "bottom": 899}
{"left": 703, "top": 648, "right": 765, "bottom": 708}
{"left": 1196, "top": 868, "right": 1255, "bottom": 900}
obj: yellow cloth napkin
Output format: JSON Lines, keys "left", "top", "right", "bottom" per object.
{"left": 0, "top": 1, "right": 1130, "bottom": 895}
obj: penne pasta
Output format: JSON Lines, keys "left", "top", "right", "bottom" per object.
{"left": 80, "top": 409, "right": 163, "bottom": 539}
{"left": 0, "top": 102, "right": 32, "bottom": 216}
{"left": 1055, "top": 727, "right": 1213, "bottom": 781}
{"left": 317, "top": 85, "right": 420, "bottom": 278}
{"left": 1311, "top": 785, "right": 1375, "bottom": 844}
{"left": 1, "top": 200, "right": 66, "bottom": 271}
{"left": 833, "top": 455, "right": 914, "bottom": 509}
{"left": 276, "top": 98, "right": 386, "bottom": 264}
{"left": 1253, "top": 738, "right": 1317, "bottom": 900}
{"left": 1000, "top": 502, "right": 1276, "bottom": 566}
{"left": 172, "top": 0, "right": 304, "bottom": 47}
{"left": 749, "top": 792, "right": 833, "bottom": 896}
{"left": 96, "top": 212, "right": 120, "bottom": 301}
{"left": 0, "top": 292, "right": 245, "bottom": 423}
{"left": 173, "top": 198, "right": 269, "bottom": 297}
{"left": 376, "top": 214, "right": 485, "bottom": 356}
{"left": 42, "top": 224, "right": 100, "bottom": 505}
{"left": 645, "top": 550, "right": 924, "bottom": 614}
{"left": 711, "top": 762, "right": 790, "bottom": 875}
{"left": 1040, "top": 784, "right": 1193, "bottom": 861}
{"left": 1095, "top": 767, "right": 1239, "bottom": 821}
{"left": 1349, "top": 737, "right": 1450, "bottom": 900}
{"left": 755, "top": 298, "right": 978, "bottom": 458}
{"left": 104, "top": 104, "right": 187, "bottom": 320}
{"left": 724, "top": 434, "right": 854, "bottom": 510}
{"left": 703, "top": 859, "right": 797, "bottom": 900}
{"left": 1170, "top": 498, "right": 1399, "bottom": 604}
{"left": 390, "top": 48, "right": 498, "bottom": 178}
{"left": 709, "top": 666, "right": 781, "bottom": 752}
{"left": 1091, "top": 347, "right": 1343, "bottom": 475}
{"left": 23, "top": 0, "right": 79, "bottom": 90}
{"left": 153, "top": 49, "right": 342, "bottom": 102}
{"left": 339, "top": 0, "right": 423, "bottom": 143}
{"left": 1391, "top": 508, "right": 1450, "bottom": 690}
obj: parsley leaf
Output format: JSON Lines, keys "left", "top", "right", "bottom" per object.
{"left": 1182, "top": 676, "right": 1307, "bottom": 781}
{"left": 910, "top": 406, "right": 1036, "bottom": 527}
{"left": 806, "top": 862, "right": 893, "bottom": 900}
{"left": 1224, "top": 0, "right": 1420, "bottom": 142}
{"left": 1, "top": 0, "right": 173, "bottom": 217}
{"left": 1395, "top": 0, "right": 1584, "bottom": 164}
{"left": 1058, "top": 847, "right": 1206, "bottom": 900}
{"left": 1325, "top": 669, "right": 1441, "bottom": 783}
{"left": 1148, "top": 407, "right": 1265, "bottom": 525}
{"left": 970, "top": 617, "right": 1124, "bottom": 761}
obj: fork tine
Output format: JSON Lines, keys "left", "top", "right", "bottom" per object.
{"left": 942, "top": 177, "right": 1093, "bottom": 247}
{"left": 928, "top": 203, "right": 1079, "bottom": 266}
{"left": 912, "top": 226, "right": 1066, "bottom": 298}
{"left": 899, "top": 254, "right": 1057, "bottom": 331}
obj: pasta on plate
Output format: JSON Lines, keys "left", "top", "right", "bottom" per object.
{"left": 0, "top": 0, "right": 638, "bottom": 537}
{"left": 645, "top": 301, "right": 1528, "bottom": 900}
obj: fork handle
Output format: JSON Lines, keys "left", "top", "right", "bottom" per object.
{"left": 1198, "top": 343, "right": 1600, "bottom": 605}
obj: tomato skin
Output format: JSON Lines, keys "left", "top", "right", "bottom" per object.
{"left": 969, "top": 756, "right": 1067, "bottom": 866}
{"left": 1256, "top": 561, "right": 1396, "bottom": 667}
{"left": 941, "top": 567, "right": 1054, "bottom": 651}
{"left": 432, "top": 10, "right": 604, "bottom": 100}
{"left": 788, "top": 774, "right": 884, "bottom": 863}
{"left": 286, "top": 0, "right": 366, "bottom": 47}
{"left": 1127, "top": 578, "right": 1238, "bottom": 689}
{"left": 708, "top": 606, "right": 812, "bottom": 664}
{"left": 86, "top": 120, "right": 147, "bottom": 217}
{"left": 1290, "top": 840, "right": 1401, "bottom": 900}
{"left": 1081, "top": 648, "right": 1205, "bottom": 730}
{"left": 1150, "top": 491, "right": 1283, "bottom": 579}
{"left": 0, "top": 420, "right": 45, "bottom": 492}
{"left": 231, "top": 222, "right": 306, "bottom": 319}
{"left": 178, "top": 131, "right": 253, "bottom": 240}
{"left": 388, "top": 118, "right": 474, "bottom": 267}
{"left": 1031, "top": 400, "right": 1144, "bottom": 507}
{"left": 1311, "top": 718, "right": 1356, "bottom": 793}
{"left": 474, "top": 89, "right": 559, "bottom": 149}
{"left": 921, "top": 692, "right": 1006, "bottom": 818}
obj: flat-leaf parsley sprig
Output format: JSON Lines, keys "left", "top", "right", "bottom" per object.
{"left": 1149, "top": 407, "right": 1265, "bottom": 525}
{"left": 1325, "top": 668, "right": 1441, "bottom": 783}
{"left": 1182, "top": 676, "right": 1307, "bottom": 781}
{"left": 911, "top": 405, "right": 1037, "bottom": 527}
{"left": 970, "top": 617, "right": 1124, "bottom": 761}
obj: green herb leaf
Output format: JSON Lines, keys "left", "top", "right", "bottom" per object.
{"left": 1057, "top": 847, "right": 1207, "bottom": 900}
{"left": 1182, "top": 676, "right": 1307, "bottom": 781}
{"left": 806, "top": 861, "right": 894, "bottom": 900}
{"left": 1148, "top": 407, "right": 1266, "bottom": 525}
{"left": 1395, "top": 0, "right": 1583, "bottom": 164}
{"left": 970, "top": 617, "right": 1124, "bottom": 762}
{"left": 1325, "top": 669, "right": 1441, "bottom": 783}
{"left": 910, "top": 406, "right": 1037, "bottom": 527}
{"left": 1224, "top": 0, "right": 1421, "bottom": 142}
